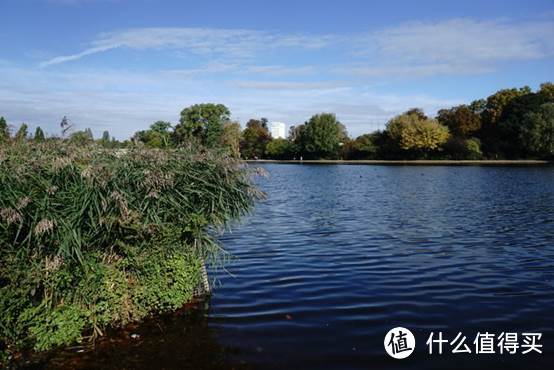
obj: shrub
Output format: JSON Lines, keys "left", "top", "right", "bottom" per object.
{"left": 0, "top": 140, "right": 260, "bottom": 360}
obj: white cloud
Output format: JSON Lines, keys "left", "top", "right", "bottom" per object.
{"left": 233, "top": 80, "right": 347, "bottom": 91}
{"left": 0, "top": 63, "right": 461, "bottom": 139}
{"left": 39, "top": 18, "right": 554, "bottom": 79}
{"left": 333, "top": 63, "right": 495, "bottom": 78}
{"left": 246, "top": 65, "right": 316, "bottom": 76}
{"left": 7, "top": 17, "right": 553, "bottom": 139}
{"left": 369, "top": 18, "right": 554, "bottom": 65}
{"left": 40, "top": 27, "right": 337, "bottom": 67}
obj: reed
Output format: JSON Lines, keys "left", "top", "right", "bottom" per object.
{"left": 0, "top": 140, "right": 261, "bottom": 359}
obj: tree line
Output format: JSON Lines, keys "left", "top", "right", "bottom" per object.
{"left": 1, "top": 82, "right": 553, "bottom": 160}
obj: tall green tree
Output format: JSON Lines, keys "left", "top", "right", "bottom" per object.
{"left": 518, "top": 103, "right": 554, "bottom": 158}
{"left": 221, "top": 121, "right": 242, "bottom": 158}
{"left": 0, "top": 116, "right": 9, "bottom": 142}
{"left": 174, "top": 103, "right": 230, "bottom": 147}
{"left": 539, "top": 82, "right": 554, "bottom": 101}
{"left": 343, "top": 133, "right": 380, "bottom": 159}
{"left": 240, "top": 119, "right": 272, "bottom": 159}
{"left": 133, "top": 121, "right": 173, "bottom": 149}
{"left": 34, "top": 126, "right": 45, "bottom": 142}
{"left": 266, "top": 138, "right": 294, "bottom": 159}
{"left": 98, "top": 130, "right": 113, "bottom": 148}
{"left": 14, "top": 123, "right": 28, "bottom": 141}
{"left": 300, "top": 113, "right": 347, "bottom": 159}
{"left": 481, "top": 86, "right": 531, "bottom": 157}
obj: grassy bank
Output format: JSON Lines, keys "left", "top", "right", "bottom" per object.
{"left": 246, "top": 159, "right": 552, "bottom": 166}
{"left": 0, "top": 141, "right": 261, "bottom": 364}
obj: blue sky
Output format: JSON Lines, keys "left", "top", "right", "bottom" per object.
{"left": 0, "top": 0, "right": 553, "bottom": 139}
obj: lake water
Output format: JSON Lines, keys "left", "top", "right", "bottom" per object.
{"left": 38, "top": 164, "right": 554, "bottom": 369}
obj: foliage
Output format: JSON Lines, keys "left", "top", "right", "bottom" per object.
{"left": 266, "top": 138, "right": 294, "bottom": 159}
{"left": 480, "top": 87, "right": 532, "bottom": 157}
{"left": 221, "top": 121, "right": 241, "bottom": 158}
{"left": 174, "top": 104, "right": 230, "bottom": 148}
{"left": 99, "top": 130, "right": 111, "bottom": 148}
{"left": 443, "top": 137, "right": 483, "bottom": 160}
{"left": 0, "top": 117, "right": 8, "bottom": 142}
{"left": 465, "top": 138, "right": 483, "bottom": 160}
{"left": 518, "top": 103, "right": 554, "bottom": 158}
{"left": 134, "top": 121, "right": 173, "bottom": 149}
{"left": 14, "top": 123, "right": 28, "bottom": 142}
{"left": 34, "top": 127, "right": 45, "bottom": 142}
{"left": 240, "top": 119, "right": 271, "bottom": 159}
{"left": 69, "top": 129, "right": 94, "bottom": 146}
{"left": 437, "top": 105, "right": 481, "bottom": 138}
{"left": 386, "top": 110, "right": 450, "bottom": 157}
{"left": 297, "top": 113, "right": 347, "bottom": 159}
{"left": 342, "top": 133, "right": 380, "bottom": 160}
{"left": 0, "top": 140, "right": 260, "bottom": 359}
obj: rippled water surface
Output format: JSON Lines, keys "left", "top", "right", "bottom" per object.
{"left": 40, "top": 164, "right": 554, "bottom": 369}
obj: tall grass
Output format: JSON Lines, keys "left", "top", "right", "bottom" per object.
{"left": 0, "top": 140, "right": 262, "bottom": 360}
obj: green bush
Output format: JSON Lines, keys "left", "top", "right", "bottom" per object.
{"left": 0, "top": 140, "right": 260, "bottom": 361}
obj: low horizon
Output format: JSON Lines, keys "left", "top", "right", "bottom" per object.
{"left": 0, "top": 0, "right": 553, "bottom": 139}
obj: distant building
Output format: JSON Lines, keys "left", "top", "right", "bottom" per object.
{"left": 270, "top": 122, "right": 286, "bottom": 139}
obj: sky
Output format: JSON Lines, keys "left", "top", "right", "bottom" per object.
{"left": 0, "top": 0, "right": 553, "bottom": 139}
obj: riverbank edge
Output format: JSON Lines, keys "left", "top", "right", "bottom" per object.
{"left": 246, "top": 159, "right": 553, "bottom": 166}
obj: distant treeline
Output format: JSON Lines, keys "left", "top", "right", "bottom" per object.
{"left": 1, "top": 82, "right": 553, "bottom": 160}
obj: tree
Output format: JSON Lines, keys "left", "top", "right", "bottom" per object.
{"left": 221, "top": 121, "right": 241, "bottom": 158}
{"left": 405, "top": 108, "right": 428, "bottom": 120}
{"left": 69, "top": 129, "right": 94, "bottom": 146}
{"left": 0, "top": 116, "right": 9, "bottom": 142}
{"left": 174, "top": 103, "right": 230, "bottom": 147}
{"left": 495, "top": 86, "right": 553, "bottom": 158}
{"left": 266, "top": 138, "right": 294, "bottom": 159}
{"left": 443, "top": 136, "right": 482, "bottom": 159}
{"left": 133, "top": 121, "right": 173, "bottom": 149}
{"left": 465, "top": 138, "right": 483, "bottom": 160}
{"left": 240, "top": 119, "right": 271, "bottom": 159}
{"left": 481, "top": 87, "right": 531, "bottom": 157}
{"left": 34, "top": 126, "right": 45, "bottom": 142}
{"left": 14, "top": 123, "right": 28, "bottom": 141}
{"left": 101, "top": 130, "right": 110, "bottom": 141}
{"left": 260, "top": 117, "right": 269, "bottom": 130}
{"left": 343, "top": 133, "right": 380, "bottom": 159}
{"left": 287, "top": 124, "right": 307, "bottom": 158}
{"left": 539, "top": 82, "right": 554, "bottom": 101}
{"left": 437, "top": 105, "right": 481, "bottom": 138}
{"left": 518, "top": 103, "right": 554, "bottom": 158}
{"left": 386, "top": 109, "right": 450, "bottom": 158}
{"left": 301, "top": 113, "right": 347, "bottom": 159}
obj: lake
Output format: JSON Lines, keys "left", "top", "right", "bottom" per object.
{"left": 38, "top": 164, "right": 554, "bottom": 369}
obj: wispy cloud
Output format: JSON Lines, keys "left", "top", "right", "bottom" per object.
{"left": 39, "top": 18, "right": 554, "bottom": 79}
{"left": 234, "top": 80, "right": 347, "bottom": 91}
{"left": 368, "top": 18, "right": 554, "bottom": 65}
{"left": 10, "top": 16, "right": 553, "bottom": 140}
{"left": 40, "top": 27, "right": 337, "bottom": 67}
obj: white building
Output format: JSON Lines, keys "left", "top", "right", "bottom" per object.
{"left": 270, "top": 122, "right": 286, "bottom": 139}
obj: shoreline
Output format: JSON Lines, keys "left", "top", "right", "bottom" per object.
{"left": 246, "top": 159, "right": 553, "bottom": 166}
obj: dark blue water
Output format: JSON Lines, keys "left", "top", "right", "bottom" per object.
{"left": 210, "top": 164, "right": 554, "bottom": 369}
{"left": 38, "top": 164, "right": 554, "bottom": 369}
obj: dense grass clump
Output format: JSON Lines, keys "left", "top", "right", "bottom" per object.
{"left": 0, "top": 141, "right": 261, "bottom": 361}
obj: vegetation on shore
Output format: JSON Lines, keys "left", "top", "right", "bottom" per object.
{"left": 1, "top": 83, "right": 552, "bottom": 162}
{"left": 0, "top": 139, "right": 261, "bottom": 363}
{"left": 0, "top": 81, "right": 551, "bottom": 362}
